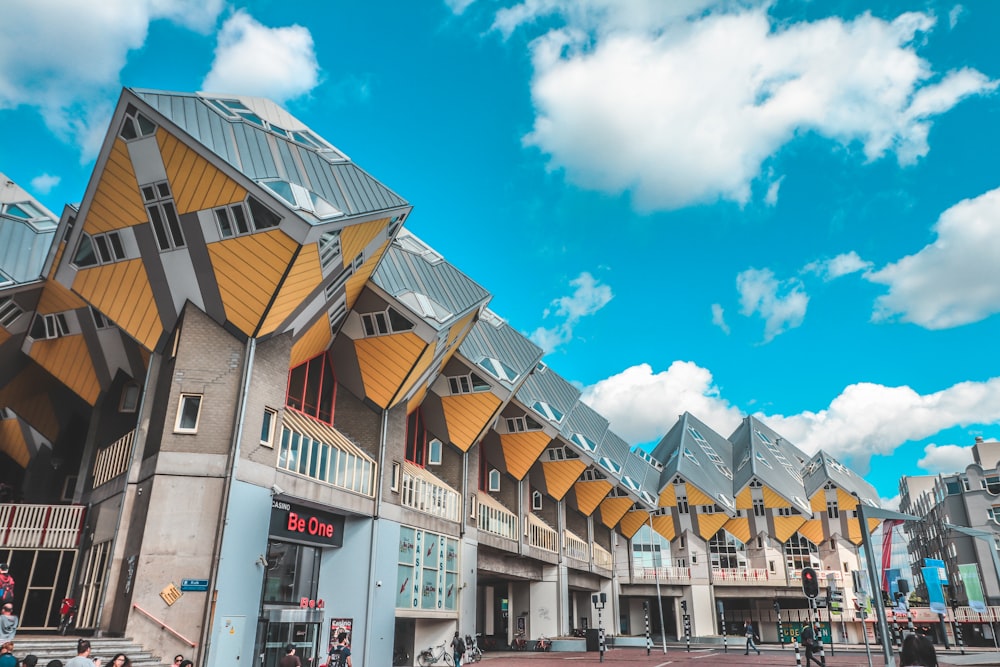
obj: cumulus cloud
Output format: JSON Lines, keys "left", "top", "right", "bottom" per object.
{"left": 803, "top": 251, "right": 873, "bottom": 281}
{"left": 711, "top": 303, "right": 730, "bottom": 334}
{"left": 0, "top": 0, "right": 224, "bottom": 159}
{"left": 737, "top": 268, "right": 809, "bottom": 342}
{"left": 880, "top": 494, "right": 901, "bottom": 511}
{"left": 761, "top": 378, "right": 1000, "bottom": 473}
{"left": 493, "top": 1, "right": 994, "bottom": 210}
{"left": 201, "top": 11, "right": 320, "bottom": 103}
{"left": 918, "top": 443, "right": 975, "bottom": 474}
{"left": 581, "top": 361, "right": 744, "bottom": 444}
{"left": 867, "top": 187, "right": 1000, "bottom": 329}
{"left": 529, "top": 272, "right": 613, "bottom": 353}
{"left": 30, "top": 173, "right": 61, "bottom": 195}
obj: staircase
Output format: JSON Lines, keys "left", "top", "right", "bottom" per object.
{"left": 9, "top": 637, "right": 168, "bottom": 667}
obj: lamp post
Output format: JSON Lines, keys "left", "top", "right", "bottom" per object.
{"left": 592, "top": 593, "right": 607, "bottom": 663}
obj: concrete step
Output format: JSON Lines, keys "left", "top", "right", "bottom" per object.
{"left": 9, "top": 636, "right": 168, "bottom": 667}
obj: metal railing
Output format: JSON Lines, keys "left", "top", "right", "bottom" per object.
{"left": 0, "top": 504, "right": 86, "bottom": 548}
{"left": 631, "top": 566, "right": 691, "bottom": 582}
{"left": 712, "top": 567, "right": 771, "bottom": 582}
{"left": 526, "top": 514, "right": 557, "bottom": 552}
{"left": 789, "top": 568, "right": 842, "bottom": 585}
{"left": 400, "top": 469, "right": 460, "bottom": 522}
{"left": 92, "top": 430, "right": 135, "bottom": 487}
{"left": 477, "top": 497, "right": 518, "bottom": 540}
{"left": 564, "top": 530, "right": 588, "bottom": 561}
{"left": 592, "top": 543, "right": 613, "bottom": 570}
{"left": 133, "top": 603, "right": 198, "bottom": 647}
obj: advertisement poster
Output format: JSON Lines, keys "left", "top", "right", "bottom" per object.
{"left": 329, "top": 618, "right": 353, "bottom": 650}
{"left": 959, "top": 564, "right": 987, "bottom": 613}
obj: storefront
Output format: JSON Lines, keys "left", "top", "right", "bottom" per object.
{"left": 254, "top": 497, "right": 346, "bottom": 667}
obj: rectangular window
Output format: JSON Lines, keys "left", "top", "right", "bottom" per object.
{"left": 214, "top": 197, "right": 281, "bottom": 239}
{"left": 505, "top": 417, "right": 525, "bottom": 433}
{"left": 753, "top": 499, "right": 765, "bottom": 517}
{"left": 391, "top": 462, "right": 401, "bottom": 493}
{"left": 532, "top": 490, "right": 543, "bottom": 511}
{"left": 677, "top": 496, "right": 689, "bottom": 514}
{"left": 262, "top": 540, "right": 320, "bottom": 604}
{"left": 488, "top": 469, "right": 501, "bottom": 492}
{"left": 119, "top": 383, "right": 140, "bottom": 413}
{"left": 427, "top": 438, "right": 442, "bottom": 465}
{"left": 260, "top": 407, "right": 277, "bottom": 447}
{"left": 174, "top": 393, "right": 202, "bottom": 433}
{"left": 91, "top": 306, "right": 112, "bottom": 329}
{"left": 0, "top": 298, "right": 23, "bottom": 328}
{"left": 396, "top": 527, "right": 460, "bottom": 611}
{"left": 30, "top": 313, "right": 70, "bottom": 340}
{"left": 827, "top": 501, "right": 839, "bottom": 519}
{"left": 769, "top": 560, "right": 776, "bottom": 573}
{"left": 142, "top": 181, "right": 185, "bottom": 251}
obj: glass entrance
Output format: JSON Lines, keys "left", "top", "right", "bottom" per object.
{"left": 258, "top": 620, "right": 319, "bottom": 667}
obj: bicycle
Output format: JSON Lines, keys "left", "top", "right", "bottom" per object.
{"left": 534, "top": 635, "right": 551, "bottom": 652}
{"left": 417, "top": 641, "right": 453, "bottom": 666}
{"left": 464, "top": 634, "right": 483, "bottom": 663}
{"left": 511, "top": 631, "right": 527, "bottom": 651}
{"left": 58, "top": 597, "right": 77, "bottom": 636}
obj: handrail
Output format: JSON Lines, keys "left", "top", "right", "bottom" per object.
{"left": 132, "top": 603, "right": 198, "bottom": 647}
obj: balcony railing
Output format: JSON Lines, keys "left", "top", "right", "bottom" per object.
{"left": 632, "top": 566, "right": 691, "bottom": 582}
{"left": 400, "top": 463, "right": 460, "bottom": 522}
{"left": 789, "top": 569, "right": 842, "bottom": 585}
{"left": 477, "top": 493, "right": 518, "bottom": 540}
{"left": 526, "top": 514, "right": 557, "bottom": 552}
{"left": 92, "top": 430, "right": 135, "bottom": 488}
{"left": 0, "top": 504, "right": 86, "bottom": 548}
{"left": 564, "top": 530, "right": 588, "bottom": 561}
{"left": 592, "top": 543, "right": 613, "bottom": 570}
{"left": 712, "top": 567, "right": 771, "bottom": 582}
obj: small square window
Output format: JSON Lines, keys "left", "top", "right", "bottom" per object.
{"left": 174, "top": 393, "right": 203, "bottom": 433}
{"left": 390, "top": 462, "right": 401, "bottom": 493}
{"left": 488, "top": 469, "right": 501, "bottom": 493}
{"left": 428, "top": 438, "right": 443, "bottom": 465}
{"left": 119, "top": 383, "right": 140, "bottom": 413}
{"left": 260, "top": 407, "right": 277, "bottom": 447}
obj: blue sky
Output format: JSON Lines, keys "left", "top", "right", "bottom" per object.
{"left": 3, "top": 0, "right": 999, "bottom": 505}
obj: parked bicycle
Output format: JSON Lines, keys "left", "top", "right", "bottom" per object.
{"left": 511, "top": 631, "right": 527, "bottom": 651}
{"left": 534, "top": 635, "right": 551, "bottom": 652}
{"left": 58, "top": 597, "right": 77, "bottom": 636}
{"left": 417, "top": 641, "right": 453, "bottom": 666}
{"left": 464, "top": 634, "right": 483, "bottom": 663}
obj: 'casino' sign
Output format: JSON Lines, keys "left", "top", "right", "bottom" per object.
{"left": 269, "top": 499, "right": 346, "bottom": 548}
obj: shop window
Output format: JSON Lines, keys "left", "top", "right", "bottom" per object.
{"left": 174, "top": 394, "right": 202, "bottom": 433}
{"left": 262, "top": 540, "right": 320, "bottom": 605}
{"left": 260, "top": 407, "right": 277, "bottom": 447}
{"left": 427, "top": 438, "right": 442, "bottom": 466}
{"left": 396, "top": 526, "right": 459, "bottom": 611}
{"left": 119, "top": 382, "right": 140, "bottom": 413}
{"left": 286, "top": 353, "right": 336, "bottom": 424}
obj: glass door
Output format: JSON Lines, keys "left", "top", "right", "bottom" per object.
{"left": 260, "top": 620, "right": 318, "bottom": 667}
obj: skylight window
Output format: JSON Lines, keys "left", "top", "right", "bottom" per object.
{"left": 532, "top": 400, "right": 564, "bottom": 424}
{"left": 622, "top": 475, "right": 641, "bottom": 492}
{"left": 682, "top": 448, "right": 700, "bottom": 466}
{"left": 598, "top": 457, "right": 622, "bottom": 475}
{"left": 571, "top": 433, "right": 597, "bottom": 453}
{"left": 260, "top": 180, "right": 343, "bottom": 220}
{"left": 1, "top": 202, "right": 56, "bottom": 231}
{"left": 754, "top": 451, "right": 773, "bottom": 469}
{"left": 478, "top": 357, "right": 518, "bottom": 383}
{"left": 634, "top": 448, "right": 663, "bottom": 470}
{"left": 754, "top": 429, "right": 772, "bottom": 444}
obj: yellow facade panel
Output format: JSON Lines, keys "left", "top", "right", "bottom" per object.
{"left": 695, "top": 511, "right": 729, "bottom": 540}
{"left": 37, "top": 281, "right": 87, "bottom": 315}
{"left": 798, "top": 519, "right": 824, "bottom": 545}
{"left": 440, "top": 392, "right": 502, "bottom": 452}
{"left": 290, "top": 317, "right": 332, "bottom": 368}
{"left": 0, "top": 367, "right": 59, "bottom": 441}
{"left": 773, "top": 516, "right": 807, "bottom": 543}
{"left": 619, "top": 511, "right": 649, "bottom": 540}
{"left": 540, "top": 460, "right": 588, "bottom": 500}
{"left": 686, "top": 485, "right": 715, "bottom": 506}
{"left": 0, "top": 328, "right": 9, "bottom": 346}
{"left": 73, "top": 259, "right": 162, "bottom": 351}
{"left": 259, "top": 244, "right": 322, "bottom": 336}
{"left": 341, "top": 218, "right": 389, "bottom": 267}
{"left": 599, "top": 497, "right": 633, "bottom": 529}
{"left": 499, "top": 430, "right": 552, "bottom": 480}
{"left": 393, "top": 342, "right": 438, "bottom": 408}
{"left": 345, "top": 238, "right": 390, "bottom": 310}
{"left": 355, "top": 332, "right": 426, "bottom": 408}
{"left": 847, "top": 517, "right": 862, "bottom": 545}
{"left": 0, "top": 420, "right": 29, "bottom": 468}
{"left": 658, "top": 484, "right": 677, "bottom": 508}
{"left": 651, "top": 514, "right": 676, "bottom": 541}
{"left": 574, "top": 480, "right": 613, "bottom": 516}
{"left": 811, "top": 492, "right": 827, "bottom": 513}
{"left": 157, "top": 130, "right": 247, "bottom": 214}
{"left": 761, "top": 486, "right": 792, "bottom": 508}
{"left": 84, "top": 139, "right": 147, "bottom": 234}
{"left": 406, "top": 385, "right": 429, "bottom": 415}
{"left": 868, "top": 518, "right": 880, "bottom": 534}
{"left": 723, "top": 517, "right": 751, "bottom": 544}
{"left": 735, "top": 487, "right": 753, "bottom": 510}
{"left": 836, "top": 489, "right": 860, "bottom": 511}
{"left": 29, "top": 336, "right": 100, "bottom": 405}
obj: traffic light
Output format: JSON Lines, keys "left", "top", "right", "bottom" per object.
{"left": 801, "top": 567, "right": 819, "bottom": 599}
{"left": 681, "top": 599, "right": 688, "bottom": 613}
{"left": 773, "top": 600, "right": 781, "bottom": 613}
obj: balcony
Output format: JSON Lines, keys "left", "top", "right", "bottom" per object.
{"left": 400, "top": 462, "right": 460, "bottom": 522}
{"left": 92, "top": 429, "right": 135, "bottom": 487}
{"left": 631, "top": 566, "right": 691, "bottom": 583}
{"left": 712, "top": 567, "right": 771, "bottom": 583}
{"left": 477, "top": 492, "right": 518, "bottom": 540}
{"left": 789, "top": 568, "right": 842, "bottom": 586}
{"left": 0, "top": 504, "right": 86, "bottom": 548}
{"left": 526, "top": 513, "right": 557, "bottom": 553}
{"left": 564, "top": 530, "right": 588, "bottom": 562}
{"left": 592, "top": 543, "right": 613, "bottom": 570}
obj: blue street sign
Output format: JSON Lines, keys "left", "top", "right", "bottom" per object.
{"left": 180, "top": 579, "right": 209, "bottom": 591}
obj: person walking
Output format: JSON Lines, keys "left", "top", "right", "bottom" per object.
{"left": 450, "top": 631, "right": 465, "bottom": 667}
{"left": 744, "top": 621, "right": 760, "bottom": 655}
{"left": 799, "top": 623, "right": 823, "bottom": 667}
{"left": 278, "top": 644, "right": 301, "bottom": 667}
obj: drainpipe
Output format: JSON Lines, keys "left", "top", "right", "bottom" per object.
{"left": 201, "top": 336, "right": 256, "bottom": 665}
{"left": 362, "top": 408, "right": 390, "bottom": 666}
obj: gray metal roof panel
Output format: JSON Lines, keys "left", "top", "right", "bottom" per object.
{"left": 803, "top": 450, "right": 880, "bottom": 506}
{"left": 594, "top": 430, "right": 630, "bottom": 481}
{"left": 653, "top": 413, "right": 737, "bottom": 514}
{"left": 560, "top": 399, "right": 609, "bottom": 446}
{"left": 457, "top": 312, "right": 543, "bottom": 390}
{"left": 0, "top": 175, "right": 58, "bottom": 285}
{"left": 515, "top": 364, "right": 581, "bottom": 426}
{"left": 730, "top": 417, "right": 813, "bottom": 515}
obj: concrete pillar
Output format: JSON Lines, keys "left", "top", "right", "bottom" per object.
{"left": 690, "top": 584, "right": 714, "bottom": 637}
{"left": 531, "top": 567, "right": 560, "bottom": 639}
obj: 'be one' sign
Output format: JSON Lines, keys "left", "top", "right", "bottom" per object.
{"left": 270, "top": 498, "right": 345, "bottom": 548}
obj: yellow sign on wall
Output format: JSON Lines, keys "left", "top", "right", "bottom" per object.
{"left": 160, "top": 583, "right": 182, "bottom": 606}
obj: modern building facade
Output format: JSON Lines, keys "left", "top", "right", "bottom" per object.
{"left": 0, "top": 89, "right": 884, "bottom": 666}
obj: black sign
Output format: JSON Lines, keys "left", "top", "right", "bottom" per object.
{"left": 269, "top": 499, "right": 345, "bottom": 548}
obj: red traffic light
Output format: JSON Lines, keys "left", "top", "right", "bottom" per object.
{"left": 801, "top": 566, "right": 820, "bottom": 599}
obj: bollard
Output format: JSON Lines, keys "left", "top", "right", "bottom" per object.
{"left": 644, "top": 601, "right": 651, "bottom": 656}
{"left": 811, "top": 599, "right": 826, "bottom": 667}
{"left": 794, "top": 640, "right": 802, "bottom": 667}
{"left": 599, "top": 627, "right": 606, "bottom": 663}
{"left": 684, "top": 614, "right": 691, "bottom": 653}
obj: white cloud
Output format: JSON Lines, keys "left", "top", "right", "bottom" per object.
{"left": 880, "top": 494, "right": 901, "bottom": 511}
{"left": 711, "top": 303, "right": 730, "bottom": 334}
{"left": 30, "top": 173, "right": 61, "bottom": 195}
{"left": 764, "top": 176, "right": 783, "bottom": 206}
{"left": 948, "top": 5, "right": 965, "bottom": 30}
{"left": 496, "top": 2, "right": 994, "bottom": 210}
{"left": 918, "top": 443, "right": 975, "bottom": 474}
{"left": 581, "top": 361, "right": 744, "bottom": 445}
{"left": 737, "top": 268, "right": 808, "bottom": 342}
{"left": 0, "top": 0, "right": 224, "bottom": 159}
{"left": 529, "top": 271, "right": 613, "bottom": 353}
{"left": 201, "top": 11, "right": 320, "bottom": 103}
{"left": 803, "top": 251, "right": 872, "bottom": 281}
{"left": 761, "top": 378, "right": 1000, "bottom": 473}
{"left": 867, "top": 187, "right": 1000, "bottom": 329}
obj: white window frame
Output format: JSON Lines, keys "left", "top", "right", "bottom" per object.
{"left": 488, "top": 469, "right": 501, "bottom": 492}
{"left": 532, "top": 490, "right": 543, "bottom": 511}
{"left": 141, "top": 181, "right": 185, "bottom": 251}
{"left": 0, "top": 298, "right": 23, "bottom": 329}
{"left": 260, "top": 407, "right": 277, "bottom": 447}
{"left": 427, "top": 438, "right": 443, "bottom": 465}
{"left": 360, "top": 307, "right": 414, "bottom": 337}
{"left": 174, "top": 393, "right": 203, "bottom": 433}
{"left": 32, "top": 313, "right": 70, "bottom": 340}
{"left": 391, "top": 461, "right": 401, "bottom": 493}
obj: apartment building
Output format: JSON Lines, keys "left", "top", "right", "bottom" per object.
{"left": 0, "top": 89, "right": 883, "bottom": 666}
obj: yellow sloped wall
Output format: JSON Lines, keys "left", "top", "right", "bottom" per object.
{"left": 599, "top": 497, "right": 634, "bottom": 529}
{"left": 157, "top": 130, "right": 247, "bottom": 214}
{"left": 499, "top": 430, "right": 552, "bottom": 480}
{"left": 574, "top": 480, "right": 613, "bottom": 516}
{"left": 289, "top": 317, "right": 332, "bottom": 369}
{"left": 735, "top": 487, "right": 753, "bottom": 510}
{"left": 762, "top": 486, "right": 792, "bottom": 507}
{"left": 73, "top": 258, "right": 161, "bottom": 350}
{"left": 341, "top": 218, "right": 389, "bottom": 267}
{"left": 773, "top": 516, "right": 807, "bottom": 543}
{"left": 440, "top": 392, "right": 502, "bottom": 452}
{"left": 355, "top": 332, "right": 426, "bottom": 409}
{"left": 724, "top": 517, "right": 751, "bottom": 544}
{"left": 695, "top": 511, "right": 729, "bottom": 540}
{"left": 0, "top": 420, "right": 29, "bottom": 468}
{"left": 658, "top": 484, "right": 677, "bottom": 507}
{"left": 686, "top": 485, "right": 715, "bottom": 506}
{"left": 798, "top": 519, "right": 824, "bottom": 544}
{"left": 259, "top": 243, "right": 323, "bottom": 337}
{"left": 651, "top": 513, "right": 677, "bottom": 541}
{"left": 540, "top": 459, "right": 588, "bottom": 500}
{"left": 619, "top": 510, "right": 649, "bottom": 539}
{"left": 84, "top": 139, "right": 147, "bottom": 234}
{"left": 345, "top": 238, "right": 391, "bottom": 311}
{"left": 29, "top": 336, "right": 100, "bottom": 405}
{"left": 37, "top": 281, "right": 86, "bottom": 314}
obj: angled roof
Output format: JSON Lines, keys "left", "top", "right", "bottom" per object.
{"left": 372, "top": 230, "right": 490, "bottom": 329}
{"left": 457, "top": 309, "right": 543, "bottom": 392}
{"left": 594, "top": 429, "right": 629, "bottom": 481}
{"left": 0, "top": 174, "right": 58, "bottom": 287}
{"left": 515, "top": 362, "right": 580, "bottom": 429}
{"left": 803, "top": 450, "right": 880, "bottom": 507}
{"left": 559, "top": 398, "right": 608, "bottom": 455}
{"left": 730, "top": 416, "right": 813, "bottom": 515}
{"left": 622, "top": 448, "right": 664, "bottom": 507}
{"left": 132, "top": 89, "right": 408, "bottom": 223}
{"left": 653, "top": 412, "right": 737, "bottom": 514}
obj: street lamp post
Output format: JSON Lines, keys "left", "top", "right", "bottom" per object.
{"left": 593, "top": 593, "right": 607, "bottom": 663}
